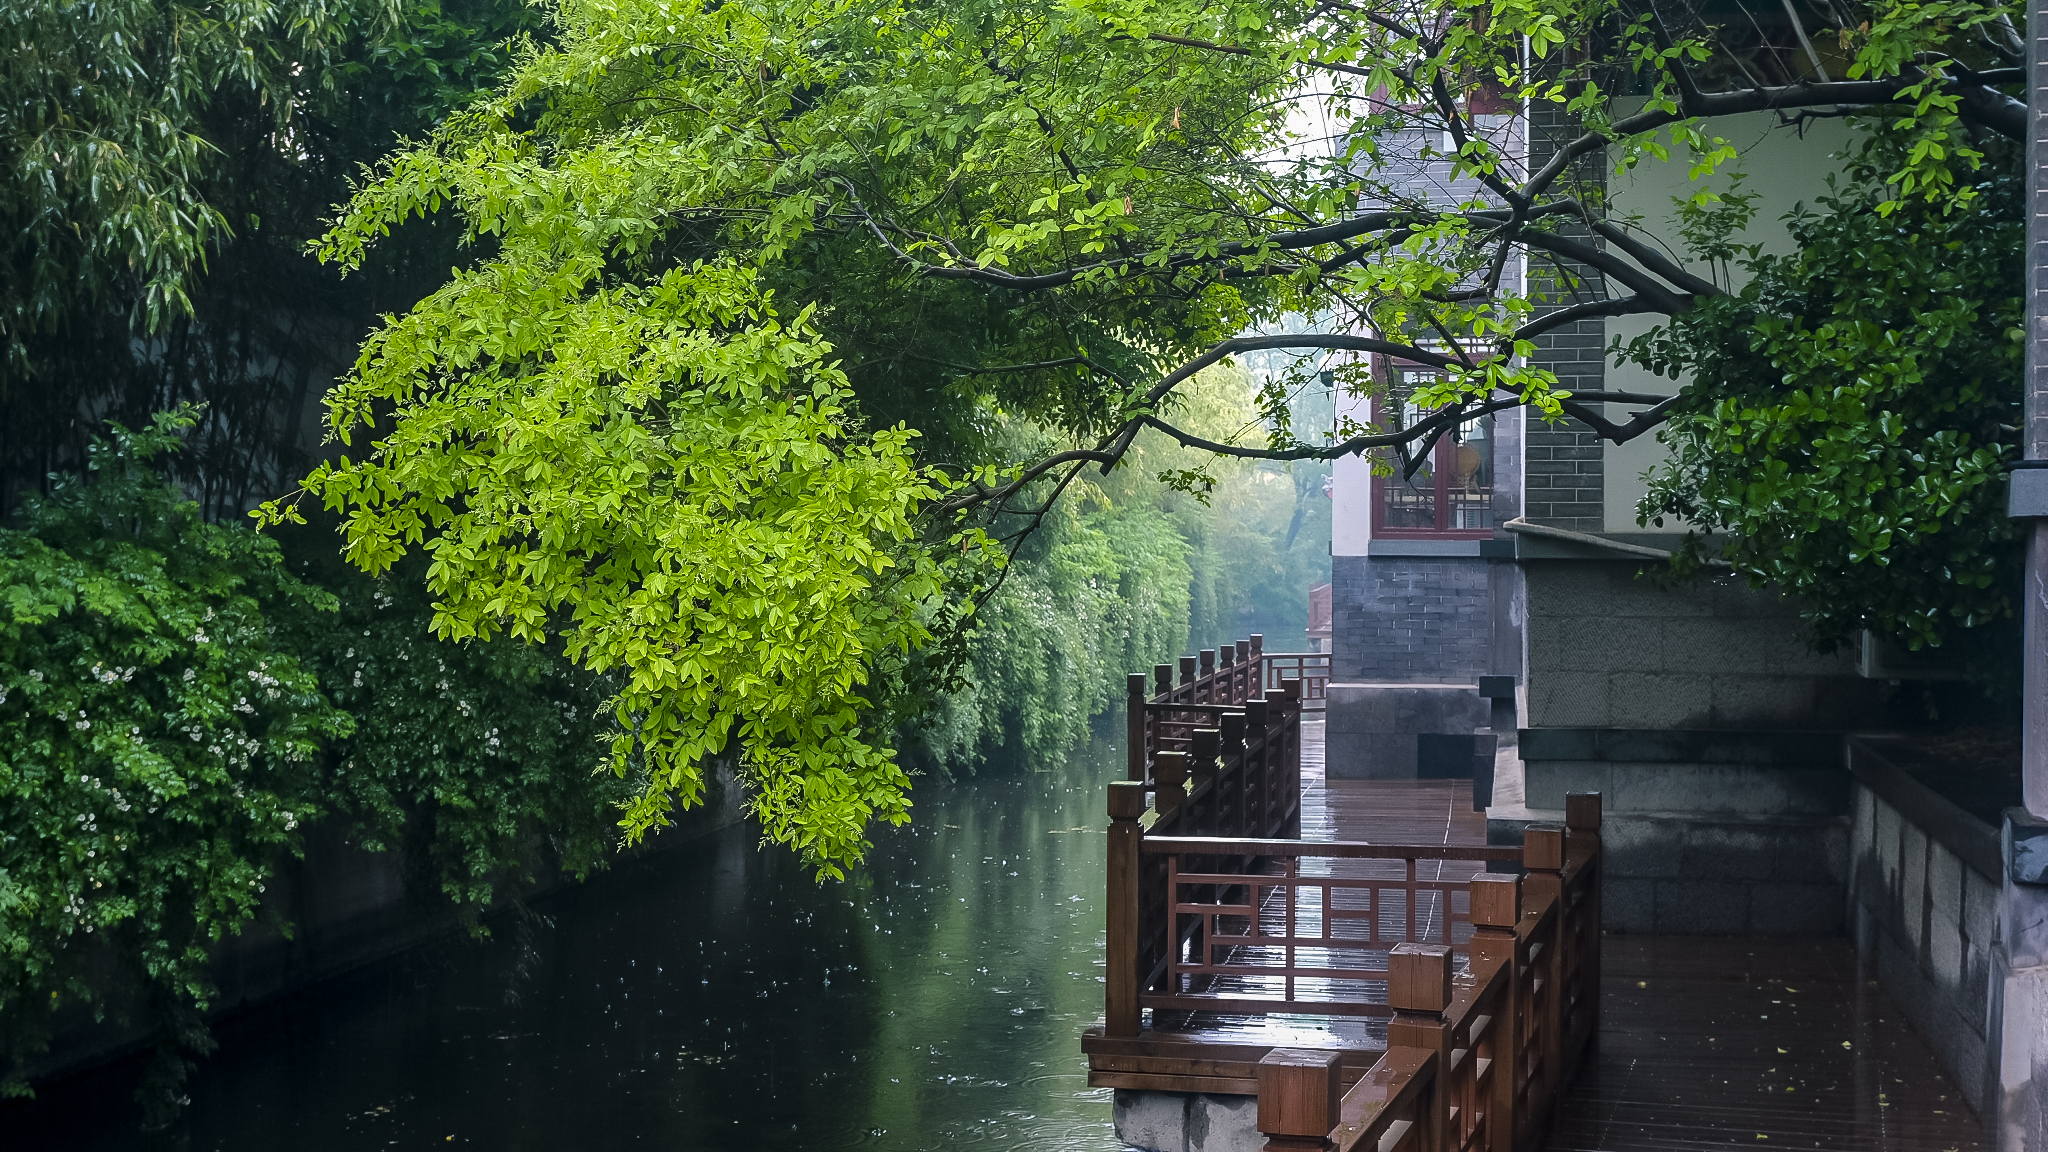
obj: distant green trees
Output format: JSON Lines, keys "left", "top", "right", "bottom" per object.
{"left": 918, "top": 364, "right": 1330, "bottom": 772}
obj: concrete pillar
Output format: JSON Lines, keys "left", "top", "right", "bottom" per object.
{"left": 2000, "top": 4, "right": 2048, "bottom": 1144}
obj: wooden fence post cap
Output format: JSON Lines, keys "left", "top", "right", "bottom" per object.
{"left": 1523, "top": 824, "right": 1565, "bottom": 871}
{"left": 1220, "top": 712, "right": 1248, "bottom": 740}
{"left": 1388, "top": 943, "right": 1452, "bottom": 1013}
{"left": 1250, "top": 633, "right": 1264, "bottom": 654}
{"left": 1108, "top": 781, "right": 1147, "bottom": 820}
{"left": 1469, "top": 872, "right": 1522, "bottom": 928}
{"left": 1220, "top": 644, "right": 1235, "bottom": 665}
{"left": 1566, "top": 792, "right": 1604, "bottom": 831}
{"left": 1256, "top": 1048, "right": 1341, "bottom": 1138}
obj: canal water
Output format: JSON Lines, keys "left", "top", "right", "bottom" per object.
{"left": 8, "top": 740, "right": 1126, "bottom": 1150}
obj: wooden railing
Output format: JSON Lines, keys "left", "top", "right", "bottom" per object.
{"left": 1125, "top": 634, "right": 1328, "bottom": 787}
{"left": 1252, "top": 795, "right": 1605, "bottom": 1152}
{"left": 1139, "top": 838, "right": 1523, "bottom": 1018}
{"left": 1262, "top": 650, "right": 1332, "bottom": 703}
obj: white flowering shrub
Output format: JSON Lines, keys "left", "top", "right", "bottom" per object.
{"left": 0, "top": 412, "right": 349, "bottom": 1104}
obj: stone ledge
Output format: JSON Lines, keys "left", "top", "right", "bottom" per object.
{"left": 1847, "top": 737, "right": 2000, "bottom": 881}
{"left": 1520, "top": 726, "right": 1844, "bottom": 765}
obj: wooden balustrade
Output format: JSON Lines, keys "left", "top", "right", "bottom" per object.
{"left": 1097, "top": 655, "right": 1599, "bottom": 1150}
{"left": 1238, "top": 801, "right": 1604, "bottom": 1152}
{"left": 1262, "top": 650, "right": 1332, "bottom": 702}
{"left": 1126, "top": 635, "right": 1328, "bottom": 788}
{"left": 1137, "top": 838, "right": 1522, "bottom": 1017}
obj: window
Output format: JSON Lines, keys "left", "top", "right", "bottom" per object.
{"left": 1374, "top": 368, "right": 1494, "bottom": 537}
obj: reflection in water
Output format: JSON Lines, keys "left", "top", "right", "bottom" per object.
{"left": 7, "top": 740, "right": 1125, "bottom": 1151}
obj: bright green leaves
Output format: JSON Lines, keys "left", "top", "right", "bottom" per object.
{"left": 271, "top": 253, "right": 957, "bottom": 876}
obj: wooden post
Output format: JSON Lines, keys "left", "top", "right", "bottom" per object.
{"left": 1106, "top": 781, "right": 1147, "bottom": 1038}
{"left": 1273, "top": 687, "right": 1302, "bottom": 803}
{"left": 1154, "top": 663, "right": 1174, "bottom": 698}
{"left": 1565, "top": 793, "right": 1604, "bottom": 1059}
{"left": 1220, "top": 712, "right": 1248, "bottom": 837}
{"left": 1388, "top": 943, "right": 1453, "bottom": 1152}
{"left": 1198, "top": 649, "right": 1216, "bottom": 703}
{"left": 1524, "top": 824, "right": 1566, "bottom": 1118}
{"left": 1179, "top": 655, "right": 1198, "bottom": 694}
{"left": 1155, "top": 751, "right": 1187, "bottom": 816}
{"left": 1191, "top": 728, "right": 1221, "bottom": 836}
{"left": 1470, "top": 873, "right": 1522, "bottom": 1152}
{"left": 1257, "top": 1048, "right": 1340, "bottom": 1151}
{"left": 1127, "top": 673, "right": 1148, "bottom": 783}
{"left": 1244, "top": 699, "right": 1270, "bottom": 835}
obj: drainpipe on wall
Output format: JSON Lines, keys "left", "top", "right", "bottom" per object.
{"left": 1999, "top": 10, "right": 2048, "bottom": 1145}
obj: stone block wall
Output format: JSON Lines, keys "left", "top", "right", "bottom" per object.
{"left": 1113, "top": 1089, "right": 1260, "bottom": 1152}
{"left": 1514, "top": 730, "right": 1851, "bottom": 935}
{"left": 1326, "top": 683, "right": 1489, "bottom": 780}
{"left": 1846, "top": 741, "right": 2002, "bottom": 1124}
{"left": 1330, "top": 555, "right": 1488, "bottom": 683}
{"left": 1520, "top": 559, "right": 1887, "bottom": 730}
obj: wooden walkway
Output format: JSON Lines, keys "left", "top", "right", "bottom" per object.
{"left": 1556, "top": 937, "right": 1986, "bottom": 1151}
{"left": 1290, "top": 720, "right": 1988, "bottom": 1151}
{"left": 1132, "top": 718, "right": 1495, "bottom": 1054}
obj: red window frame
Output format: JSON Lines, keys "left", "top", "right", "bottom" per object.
{"left": 1370, "top": 360, "right": 1495, "bottom": 539}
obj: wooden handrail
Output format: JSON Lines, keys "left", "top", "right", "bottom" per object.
{"left": 1231, "top": 794, "right": 1604, "bottom": 1152}
{"left": 1144, "top": 837, "right": 1524, "bottom": 861}
{"left": 1340, "top": 1047, "right": 1437, "bottom": 1152}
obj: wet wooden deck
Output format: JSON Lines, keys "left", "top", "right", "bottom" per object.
{"left": 1557, "top": 936, "right": 1986, "bottom": 1151}
{"left": 1157, "top": 720, "right": 1989, "bottom": 1147}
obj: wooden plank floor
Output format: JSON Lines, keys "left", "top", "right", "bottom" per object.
{"left": 1299, "top": 719, "right": 1493, "bottom": 847}
{"left": 1553, "top": 936, "right": 1986, "bottom": 1151}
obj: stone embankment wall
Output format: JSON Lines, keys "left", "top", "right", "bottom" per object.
{"left": 1502, "top": 554, "right": 1893, "bottom": 935}
{"left": 1845, "top": 738, "right": 2002, "bottom": 1125}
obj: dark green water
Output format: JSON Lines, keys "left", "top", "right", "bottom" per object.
{"left": 6, "top": 740, "right": 1125, "bottom": 1150}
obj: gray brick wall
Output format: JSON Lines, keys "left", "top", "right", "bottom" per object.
{"left": 1332, "top": 554, "right": 1489, "bottom": 682}
{"left": 1523, "top": 103, "right": 1607, "bottom": 531}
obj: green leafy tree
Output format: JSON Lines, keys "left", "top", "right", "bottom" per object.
{"left": 1628, "top": 136, "right": 2024, "bottom": 655}
{"left": 279, "top": 540, "right": 629, "bottom": 915}
{"left": 291, "top": 0, "right": 2033, "bottom": 872}
{"left": 0, "top": 413, "right": 350, "bottom": 1109}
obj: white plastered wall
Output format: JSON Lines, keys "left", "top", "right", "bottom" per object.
{"left": 1332, "top": 377, "right": 1375, "bottom": 557}
{"left": 1599, "top": 112, "right": 1854, "bottom": 532}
